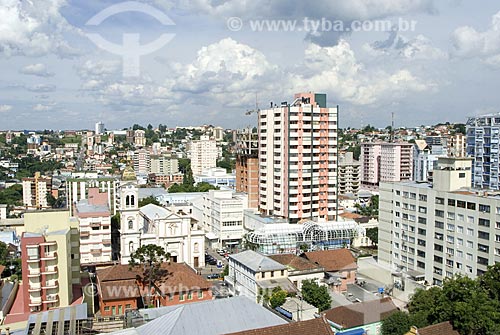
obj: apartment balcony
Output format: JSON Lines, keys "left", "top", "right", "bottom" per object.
{"left": 102, "top": 238, "right": 112, "bottom": 244}
{"left": 40, "top": 241, "right": 57, "bottom": 247}
{"left": 43, "top": 294, "right": 59, "bottom": 304}
{"left": 80, "top": 231, "right": 90, "bottom": 237}
{"left": 41, "top": 266, "right": 58, "bottom": 275}
{"left": 40, "top": 252, "right": 57, "bottom": 261}
{"left": 28, "top": 284, "right": 41, "bottom": 292}
{"left": 29, "top": 297, "right": 42, "bottom": 307}
{"left": 42, "top": 280, "right": 58, "bottom": 290}
{"left": 90, "top": 248, "right": 101, "bottom": 254}
{"left": 27, "top": 269, "right": 41, "bottom": 277}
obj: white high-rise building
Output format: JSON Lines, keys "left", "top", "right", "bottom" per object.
{"left": 190, "top": 135, "right": 218, "bottom": 175}
{"left": 133, "top": 149, "right": 151, "bottom": 175}
{"left": 95, "top": 122, "right": 105, "bottom": 135}
{"left": 258, "top": 92, "right": 338, "bottom": 223}
{"left": 466, "top": 114, "right": 500, "bottom": 189}
{"left": 338, "top": 152, "right": 361, "bottom": 195}
{"left": 150, "top": 153, "right": 179, "bottom": 175}
{"left": 379, "top": 157, "right": 500, "bottom": 286}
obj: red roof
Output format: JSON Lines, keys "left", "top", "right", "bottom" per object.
{"left": 303, "top": 249, "right": 357, "bottom": 272}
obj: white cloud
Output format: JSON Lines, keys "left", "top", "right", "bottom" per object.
{"left": 452, "top": 10, "right": 500, "bottom": 62}
{"left": 0, "top": 104, "right": 12, "bottom": 113}
{"left": 26, "top": 84, "right": 56, "bottom": 93}
{"left": 291, "top": 40, "right": 432, "bottom": 105}
{"left": 364, "top": 32, "right": 447, "bottom": 60}
{"left": 20, "top": 63, "right": 54, "bottom": 77}
{"left": 0, "top": 0, "right": 79, "bottom": 57}
{"left": 167, "top": 38, "right": 280, "bottom": 107}
{"left": 33, "top": 103, "right": 55, "bottom": 112}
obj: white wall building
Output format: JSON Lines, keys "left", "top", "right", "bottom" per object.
{"left": 190, "top": 135, "right": 218, "bottom": 175}
{"left": 193, "top": 190, "right": 247, "bottom": 249}
{"left": 133, "top": 149, "right": 151, "bottom": 175}
{"left": 338, "top": 152, "right": 361, "bottom": 195}
{"left": 194, "top": 167, "right": 236, "bottom": 190}
{"left": 225, "top": 250, "right": 292, "bottom": 302}
{"left": 150, "top": 154, "right": 179, "bottom": 175}
{"left": 379, "top": 157, "right": 500, "bottom": 286}
{"left": 118, "top": 170, "right": 205, "bottom": 268}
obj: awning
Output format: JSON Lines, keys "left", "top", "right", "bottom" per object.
{"left": 205, "top": 232, "right": 218, "bottom": 240}
{"left": 337, "top": 328, "right": 367, "bottom": 335}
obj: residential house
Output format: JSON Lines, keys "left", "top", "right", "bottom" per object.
{"left": 225, "top": 250, "right": 296, "bottom": 302}
{"left": 323, "top": 297, "right": 398, "bottom": 335}
{"left": 226, "top": 316, "right": 335, "bottom": 335}
{"left": 302, "top": 249, "right": 357, "bottom": 292}
{"left": 405, "top": 321, "right": 459, "bottom": 335}
{"left": 268, "top": 254, "right": 324, "bottom": 291}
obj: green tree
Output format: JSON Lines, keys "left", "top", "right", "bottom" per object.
{"left": 222, "top": 264, "right": 229, "bottom": 278}
{"left": 407, "top": 286, "right": 443, "bottom": 326}
{"left": 381, "top": 311, "right": 411, "bottom": 335}
{"left": 301, "top": 280, "right": 331, "bottom": 312}
{"left": 138, "top": 196, "right": 160, "bottom": 207}
{"left": 479, "top": 263, "right": 500, "bottom": 301}
{"left": 269, "top": 287, "right": 287, "bottom": 309}
{"left": 129, "top": 244, "right": 170, "bottom": 306}
{"left": 366, "top": 228, "right": 378, "bottom": 245}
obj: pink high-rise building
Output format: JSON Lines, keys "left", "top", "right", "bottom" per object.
{"left": 361, "top": 142, "right": 413, "bottom": 187}
{"left": 258, "top": 93, "right": 338, "bottom": 223}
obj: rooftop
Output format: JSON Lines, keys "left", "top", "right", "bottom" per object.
{"left": 229, "top": 250, "right": 286, "bottom": 272}
{"left": 110, "top": 296, "right": 287, "bottom": 335}
{"left": 225, "top": 316, "right": 334, "bottom": 335}
{"left": 268, "top": 254, "right": 324, "bottom": 272}
{"left": 303, "top": 249, "right": 357, "bottom": 272}
{"left": 415, "top": 321, "right": 460, "bottom": 335}
{"left": 323, "top": 297, "right": 398, "bottom": 329}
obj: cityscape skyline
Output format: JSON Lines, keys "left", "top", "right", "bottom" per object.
{"left": 1, "top": 1, "right": 500, "bottom": 130}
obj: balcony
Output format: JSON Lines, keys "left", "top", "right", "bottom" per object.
{"left": 42, "top": 280, "right": 58, "bottom": 289}
{"left": 43, "top": 294, "right": 59, "bottom": 304}
{"left": 28, "top": 284, "right": 41, "bottom": 292}
{"left": 29, "top": 297, "right": 42, "bottom": 307}
{"left": 40, "top": 252, "right": 57, "bottom": 261}
{"left": 40, "top": 241, "right": 57, "bottom": 247}
{"left": 27, "top": 269, "right": 41, "bottom": 277}
{"left": 90, "top": 248, "right": 101, "bottom": 254}
{"left": 41, "top": 266, "right": 58, "bottom": 275}
{"left": 102, "top": 238, "right": 111, "bottom": 244}
{"left": 80, "top": 231, "right": 90, "bottom": 237}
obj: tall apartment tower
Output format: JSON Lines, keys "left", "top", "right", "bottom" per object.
{"left": 361, "top": 142, "right": 413, "bottom": 188}
{"left": 190, "top": 135, "right": 218, "bottom": 175}
{"left": 258, "top": 92, "right": 338, "bottom": 223}
{"left": 95, "top": 122, "right": 105, "bottom": 135}
{"left": 133, "top": 149, "right": 151, "bottom": 175}
{"left": 466, "top": 114, "right": 500, "bottom": 189}
{"left": 22, "top": 172, "right": 52, "bottom": 209}
{"left": 338, "top": 152, "right": 361, "bottom": 195}
{"left": 235, "top": 128, "right": 259, "bottom": 208}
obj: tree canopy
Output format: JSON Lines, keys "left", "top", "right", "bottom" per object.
{"left": 138, "top": 196, "right": 161, "bottom": 207}
{"left": 301, "top": 280, "right": 331, "bottom": 312}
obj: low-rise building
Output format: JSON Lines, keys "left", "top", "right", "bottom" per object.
{"left": 268, "top": 254, "right": 324, "bottom": 291}
{"left": 226, "top": 250, "right": 295, "bottom": 302}
{"left": 194, "top": 167, "right": 236, "bottom": 190}
{"left": 302, "top": 249, "right": 357, "bottom": 293}
{"left": 96, "top": 262, "right": 212, "bottom": 316}
{"left": 322, "top": 297, "right": 398, "bottom": 335}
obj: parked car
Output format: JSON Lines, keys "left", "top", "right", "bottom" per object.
{"left": 207, "top": 273, "right": 220, "bottom": 279}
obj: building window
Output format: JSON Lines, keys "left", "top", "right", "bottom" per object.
{"left": 479, "top": 204, "right": 490, "bottom": 213}
{"left": 128, "top": 220, "right": 133, "bottom": 230}
{"left": 478, "top": 231, "right": 490, "bottom": 240}
{"left": 467, "top": 202, "right": 476, "bottom": 210}
{"left": 448, "top": 199, "right": 456, "bottom": 206}
{"left": 281, "top": 270, "right": 285, "bottom": 276}
{"left": 198, "top": 291, "right": 203, "bottom": 299}
{"left": 179, "top": 293, "right": 185, "bottom": 301}
{"left": 194, "top": 243, "right": 199, "bottom": 253}
{"left": 457, "top": 200, "right": 466, "bottom": 208}
{"left": 435, "top": 197, "right": 445, "bottom": 205}
{"left": 104, "top": 306, "right": 110, "bottom": 311}
{"left": 262, "top": 272, "right": 265, "bottom": 279}
{"left": 467, "top": 241, "right": 473, "bottom": 249}
{"left": 126, "top": 304, "right": 131, "bottom": 309}
{"left": 419, "top": 194, "right": 427, "bottom": 201}
{"left": 187, "top": 292, "right": 192, "bottom": 300}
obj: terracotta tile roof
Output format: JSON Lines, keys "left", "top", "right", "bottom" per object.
{"left": 99, "top": 279, "right": 140, "bottom": 301}
{"left": 417, "top": 321, "right": 459, "bottom": 335}
{"left": 303, "top": 249, "right": 357, "bottom": 272}
{"left": 97, "top": 262, "right": 212, "bottom": 302}
{"left": 268, "top": 254, "right": 324, "bottom": 272}
{"left": 339, "top": 212, "right": 363, "bottom": 219}
{"left": 225, "top": 316, "right": 335, "bottom": 335}
{"left": 323, "top": 297, "right": 398, "bottom": 328}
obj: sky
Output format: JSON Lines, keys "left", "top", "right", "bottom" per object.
{"left": 1, "top": 0, "right": 500, "bottom": 130}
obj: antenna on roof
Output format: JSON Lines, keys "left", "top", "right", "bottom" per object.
{"left": 245, "top": 92, "right": 261, "bottom": 116}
